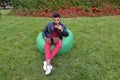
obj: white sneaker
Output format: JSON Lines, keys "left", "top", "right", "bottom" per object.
{"left": 45, "top": 65, "right": 53, "bottom": 75}
{"left": 43, "top": 61, "right": 47, "bottom": 71}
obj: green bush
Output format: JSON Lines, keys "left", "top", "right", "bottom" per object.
{"left": 46, "top": 0, "right": 120, "bottom": 10}
{"left": 11, "top": 0, "right": 120, "bottom": 12}
{"left": 11, "top": 0, "right": 46, "bottom": 11}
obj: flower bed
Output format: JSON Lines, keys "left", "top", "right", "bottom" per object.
{"left": 10, "top": 6, "right": 120, "bottom": 17}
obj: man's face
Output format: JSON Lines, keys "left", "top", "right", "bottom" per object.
{"left": 54, "top": 17, "right": 60, "bottom": 25}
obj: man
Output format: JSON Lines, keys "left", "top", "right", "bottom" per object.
{"left": 42, "top": 12, "right": 69, "bottom": 75}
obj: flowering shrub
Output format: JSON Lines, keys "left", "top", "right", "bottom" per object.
{"left": 11, "top": 0, "right": 120, "bottom": 17}
{"left": 10, "top": 6, "right": 119, "bottom": 17}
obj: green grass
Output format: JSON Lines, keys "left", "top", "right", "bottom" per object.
{"left": 0, "top": 10, "right": 120, "bottom": 80}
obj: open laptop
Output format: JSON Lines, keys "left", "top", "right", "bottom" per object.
{"left": 45, "top": 37, "right": 59, "bottom": 44}
{"left": 45, "top": 38, "right": 52, "bottom": 44}
{"left": 53, "top": 37, "right": 59, "bottom": 44}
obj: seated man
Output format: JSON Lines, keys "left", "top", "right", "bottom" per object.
{"left": 42, "top": 12, "right": 69, "bottom": 75}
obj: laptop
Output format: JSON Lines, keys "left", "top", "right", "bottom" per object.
{"left": 53, "top": 37, "right": 59, "bottom": 44}
{"left": 45, "top": 37, "right": 59, "bottom": 44}
{"left": 45, "top": 38, "right": 52, "bottom": 44}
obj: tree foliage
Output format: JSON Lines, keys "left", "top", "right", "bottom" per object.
{"left": 11, "top": 0, "right": 46, "bottom": 11}
{"left": 11, "top": 0, "right": 120, "bottom": 12}
{"left": 0, "top": 0, "right": 11, "bottom": 9}
{"left": 10, "top": 0, "right": 120, "bottom": 17}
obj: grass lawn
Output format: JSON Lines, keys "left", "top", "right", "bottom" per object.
{"left": 0, "top": 10, "right": 120, "bottom": 80}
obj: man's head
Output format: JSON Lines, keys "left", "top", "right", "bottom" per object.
{"left": 52, "top": 12, "right": 60, "bottom": 25}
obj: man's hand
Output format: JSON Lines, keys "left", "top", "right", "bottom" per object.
{"left": 44, "top": 36, "right": 46, "bottom": 40}
{"left": 55, "top": 25, "right": 63, "bottom": 31}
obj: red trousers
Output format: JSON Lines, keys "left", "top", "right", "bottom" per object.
{"left": 44, "top": 40, "right": 62, "bottom": 60}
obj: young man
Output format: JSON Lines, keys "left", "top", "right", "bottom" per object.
{"left": 42, "top": 12, "right": 69, "bottom": 75}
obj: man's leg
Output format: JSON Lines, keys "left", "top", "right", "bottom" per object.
{"left": 44, "top": 43, "right": 53, "bottom": 75}
{"left": 44, "top": 43, "right": 51, "bottom": 65}
{"left": 51, "top": 40, "right": 62, "bottom": 59}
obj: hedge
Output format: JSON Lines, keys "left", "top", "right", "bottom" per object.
{"left": 11, "top": 0, "right": 46, "bottom": 11}
{"left": 11, "top": 0, "right": 120, "bottom": 11}
{"left": 10, "top": 0, "right": 120, "bottom": 17}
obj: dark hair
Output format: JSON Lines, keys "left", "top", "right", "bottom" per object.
{"left": 52, "top": 12, "right": 60, "bottom": 18}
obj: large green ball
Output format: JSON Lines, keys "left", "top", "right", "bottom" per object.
{"left": 36, "top": 29, "right": 74, "bottom": 55}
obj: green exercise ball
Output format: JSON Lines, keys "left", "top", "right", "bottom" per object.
{"left": 36, "top": 29, "right": 74, "bottom": 55}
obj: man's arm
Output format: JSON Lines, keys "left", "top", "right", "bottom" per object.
{"left": 61, "top": 25, "right": 69, "bottom": 37}
{"left": 55, "top": 24, "right": 69, "bottom": 37}
{"left": 42, "top": 24, "right": 48, "bottom": 39}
